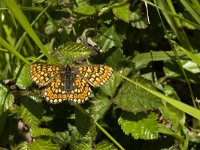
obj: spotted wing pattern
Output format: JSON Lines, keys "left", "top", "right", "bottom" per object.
{"left": 78, "top": 65, "right": 113, "bottom": 87}
{"left": 41, "top": 74, "right": 91, "bottom": 104}
{"left": 29, "top": 64, "right": 62, "bottom": 87}
{"left": 29, "top": 63, "right": 112, "bottom": 104}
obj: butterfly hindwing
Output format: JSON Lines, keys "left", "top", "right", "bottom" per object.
{"left": 41, "top": 74, "right": 91, "bottom": 104}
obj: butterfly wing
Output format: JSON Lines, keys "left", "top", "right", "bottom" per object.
{"left": 29, "top": 64, "right": 111, "bottom": 104}
{"left": 78, "top": 65, "right": 113, "bottom": 87}
{"left": 42, "top": 74, "right": 91, "bottom": 104}
{"left": 29, "top": 63, "right": 63, "bottom": 87}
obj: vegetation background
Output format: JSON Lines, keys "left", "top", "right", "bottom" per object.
{"left": 1, "top": 0, "right": 200, "bottom": 149}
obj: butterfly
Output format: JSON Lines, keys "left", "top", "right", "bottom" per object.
{"left": 29, "top": 63, "right": 113, "bottom": 104}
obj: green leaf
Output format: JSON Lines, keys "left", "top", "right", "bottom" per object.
{"left": 30, "top": 139, "right": 59, "bottom": 150}
{"left": 73, "top": 5, "right": 96, "bottom": 15}
{"left": 179, "top": 60, "right": 200, "bottom": 74}
{"left": 101, "top": 67, "right": 131, "bottom": 97}
{"left": 53, "top": 125, "right": 82, "bottom": 147}
{"left": 164, "top": 59, "right": 200, "bottom": 82}
{"left": 159, "top": 103, "right": 185, "bottom": 130}
{"left": 16, "top": 141, "right": 29, "bottom": 150}
{"left": 68, "top": 124, "right": 82, "bottom": 145}
{"left": 130, "top": 10, "right": 148, "bottom": 29}
{"left": 65, "top": 123, "right": 96, "bottom": 149}
{"left": 20, "top": 97, "right": 44, "bottom": 127}
{"left": 120, "top": 75, "right": 200, "bottom": 120}
{"left": 163, "top": 61, "right": 182, "bottom": 78}
{"left": 16, "top": 64, "right": 32, "bottom": 89}
{"left": 132, "top": 50, "right": 185, "bottom": 69}
{"left": 162, "top": 84, "right": 180, "bottom": 101}
{"left": 0, "top": 83, "right": 14, "bottom": 112}
{"left": 72, "top": 142, "right": 91, "bottom": 150}
{"left": 96, "top": 140, "right": 117, "bottom": 150}
{"left": 75, "top": 108, "right": 91, "bottom": 136}
{"left": 114, "top": 77, "right": 162, "bottom": 113}
{"left": 0, "top": 109, "right": 18, "bottom": 146}
{"left": 177, "top": 44, "right": 200, "bottom": 68}
{"left": 52, "top": 42, "right": 92, "bottom": 65}
{"left": 158, "top": 122, "right": 186, "bottom": 142}
{"left": 90, "top": 95, "right": 112, "bottom": 121}
{"left": 30, "top": 126, "right": 55, "bottom": 137}
{"left": 99, "top": 26, "right": 125, "bottom": 52}
{"left": 105, "top": 48, "right": 126, "bottom": 70}
{"left": 113, "top": 3, "right": 131, "bottom": 23}
{"left": 41, "top": 115, "right": 54, "bottom": 123}
{"left": 158, "top": 124, "right": 174, "bottom": 135}
{"left": 44, "top": 20, "right": 57, "bottom": 35}
{"left": 53, "top": 131, "right": 71, "bottom": 145}
{"left": 75, "top": 108, "right": 97, "bottom": 148}
{"left": 157, "top": 90, "right": 186, "bottom": 139}
{"left": 118, "top": 112, "right": 159, "bottom": 139}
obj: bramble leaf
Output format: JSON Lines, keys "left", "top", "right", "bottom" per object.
{"left": 52, "top": 42, "right": 92, "bottom": 65}
{"left": 130, "top": 10, "right": 148, "bottom": 29}
{"left": 0, "top": 83, "right": 14, "bottom": 112}
{"left": 30, "top": 126, "right": 55, "bottom": 137}
{"left": 113, "top": 3, "right": 131, "bottom": 23}
{"left": 114, "top": 78, "right": 162, "bottom": 113}
{"left": 16, "top": 64, "right": 32, "bottom": 89}
{"left": 90, "top": 95, "right": 112, "bottom": 121}
{"left": 118, "top": 112, "right": 159, "bottom": 139}
{"left": 73, "top": 5, "right": 96, "bottom": 15}
{"left": 30, "top": 139, "right": 59, "bottom": 150}
{"left": 98, "top": 26, "right": 125, "bottom": 52}
{"left": 20, "top": 97, "right": 43, "bottom": 127}
{"left": 96, "top": 140, "right": 117, "bottom": 150}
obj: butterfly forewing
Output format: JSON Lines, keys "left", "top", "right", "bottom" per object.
{"left": 29, "top": 64, "right": 63, "bottom": 87}
{"left": 78, "top": 65, "right": 113, "bottom": 87}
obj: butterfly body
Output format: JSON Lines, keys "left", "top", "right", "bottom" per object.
{"left": 63, "top": 65, "right": 76, "bottom": 92}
